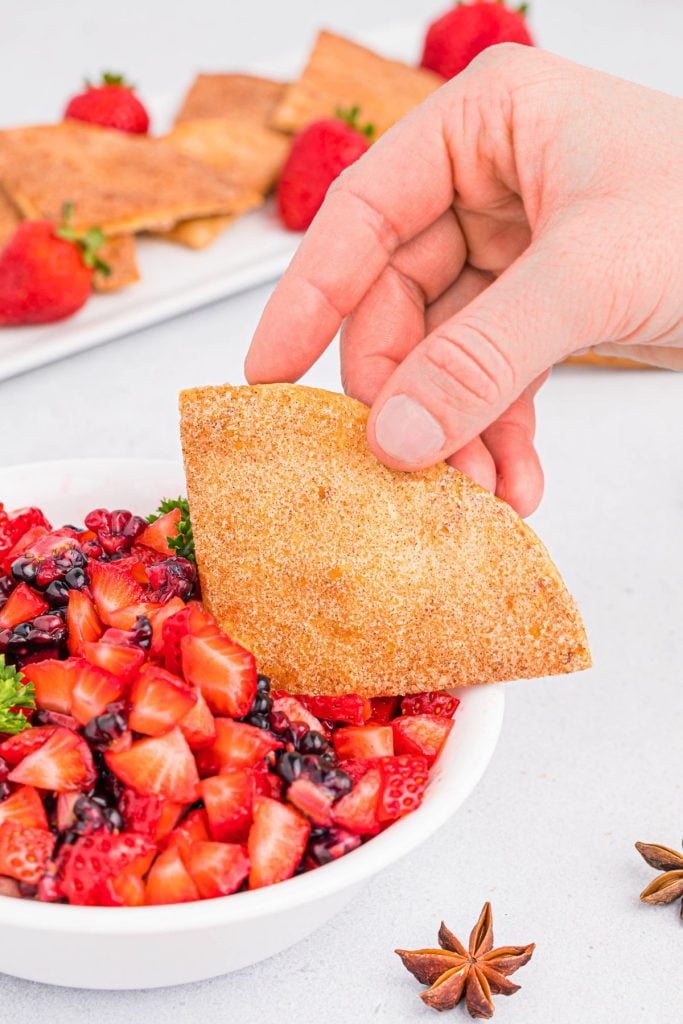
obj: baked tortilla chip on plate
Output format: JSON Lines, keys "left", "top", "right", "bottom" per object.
{"left": 180, "top": 384, "right": 591, "bottom": 697}
{"left": 564, "top": 351, "right": 649, "bottom": 369}
{"left": 93, "top": 235, "right": 140, "bottom": 292}
{"left": 175, "top": 73, "right": 286, "bottom": 125}
{"left": 0, "top": 186, "right": 19, "bottom": 246}
{"left": 0, "top": 122, "right": 261, "bottom": 236}
{"left": 270, "top": 30, "right": 444, "bottom": 137}
{"left": 154, "top": 213, "right": 238, "bottom": 250}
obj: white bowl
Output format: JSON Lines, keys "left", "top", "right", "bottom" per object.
{"left": 0, "top": 459, "right": 504, "bottom": 989}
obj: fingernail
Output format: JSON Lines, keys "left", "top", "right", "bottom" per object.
{"left": 374, "top": 395, "right": 446, "bottom": 464}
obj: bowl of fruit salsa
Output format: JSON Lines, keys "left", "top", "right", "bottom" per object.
{"left": 0, "top": 459, "right": 504, "bottom": 989}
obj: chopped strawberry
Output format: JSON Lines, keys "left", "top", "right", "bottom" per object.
{"left": 119, "top": 789, "right": 184, "bottom": 840}
{"left": 271, "top": 695, "right": 323, "bottom": 733}
{"left": 370, "top": 696, "right": 401, "bottom": 723}
{"left": 106, "top": 727, "right": 200, "bottom": 802}
{"left": 22, "top": 658, "right": 78, "bottom": 714}
{"left": 201, "top": 769, "right": 254, "bottom": 842}
{"left": 0, "top": 506, "right": 51, "bottom": 565}
{"left": 88, "top": 561, "right": 145, "bottom": 626}
{"left": 181, "top": 633, "right": 257, "bottom": 718}
{"left": 8, "top": 727, "right": 95, "bottom": 792}
{"left": 108, "top": 871, "right": 146, "bottom": 906}
{"left": 0, "top": 821, "right": 55, "bottom": 884}
{"left": 148, "top": 596, "right": 185, "bottom": 659}
{"left": 66, "top": 590, "right": 103, "bottom": 656}
{"left": 145, "top": 846, "right": 199, "bottom": 905}
{"left": 248, "top": 797, "right": 310, "bottom": 889}
{"left": 82, "top": 640, "right": 145, "bottom": 684}
{"left": 252, "top": 762, "right": 283, "bottom": 800}
{"left": 178, "top": 687, "right": 216, "bottom": 749}
{"left": 332, "top": 767, "right": 381, "bottom": 835}
{"left": 299, "top": 693, "right": 371, "bottom": 726}
{"left": 0, "top": 785, "right": 48, "bottom": 830}
{"left": 0, "top": 583, "right": 48, "bottom": 629}
{"left": 70, "top": 659, "right": 126, "bottom": 726}
{"left": 59, "top": 832, "right": 156, "bottom": 906}
{"left": 136, "top": 508, "right": 181, "bottom": 556}
{"left": 128, "top": 665, "right": 197, "bottom": 736}
{"left": 56, "top": 791, "right": 81, "bottom": 831}
{"left": 392, "top": 714, "right": 454, "bottom": 765}
{"left": 161, "top": 807, "right": 209, "bottom": 853}
{"left": 0, "top": 725, "right": 57, "bottom": 766}
{"left": 337, "top": 757, "right": 379, "bottom": 786}
{"left": 194, "top": 718, "right": 282, "bottom": 776}
{"left": 183, "top": 841, "right": 250, "bottom": 899}
{"left": 377, "top": 755, "right": 429, "bottom": 821}
{"left": 108, "top": 600, "right": 162, "bottom": 631}
{"left": 1, "top": 525, "right": 48, "bottom": 574}
{"left": 161, "top": 603, "right": 219, "bottom": 675}
{"left": 401, "top": 691, "right": 460, "bottom": 718}
{"left": 287, "top": 777, "right": 334, "bottom": 826}
{"left": 333, "top": 724, "right": 394, "bottom": 760}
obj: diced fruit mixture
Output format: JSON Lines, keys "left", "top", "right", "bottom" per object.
{"left": 0, "top": 498, "right": 459, "bottom": 906}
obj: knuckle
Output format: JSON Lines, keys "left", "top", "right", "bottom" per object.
{"left": 326, "top": 175, "right": 401, "bottom": 254}
{"left": 424, "top": 321, "right": 516, "bottom": 410}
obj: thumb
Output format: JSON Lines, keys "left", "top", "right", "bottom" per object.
{"left": 367, "top": 240, "right": 593, "bottom": 470}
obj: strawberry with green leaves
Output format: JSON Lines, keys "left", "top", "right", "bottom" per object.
{"left": 421, "top": 1, "right": 534, "bottom": 80}
{"left": 277, "top": 106, "right": 374, "bottom": 231}
{"left": 64, "top": 72, "right": 150, "bottom": 134}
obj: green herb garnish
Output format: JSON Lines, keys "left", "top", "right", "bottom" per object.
{"left": 147, "top": 497, "right": 195, "bottom": 563}
{"left": 0, "top": 655, "right": 35, "bottom": 735}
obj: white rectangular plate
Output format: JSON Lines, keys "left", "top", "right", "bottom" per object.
{"left": 0, "top": 22, "right": 423, "bottom": 382}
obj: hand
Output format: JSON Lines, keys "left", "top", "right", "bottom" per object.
{"left": 246, "top": 45, "right": 683, "bottom": 516}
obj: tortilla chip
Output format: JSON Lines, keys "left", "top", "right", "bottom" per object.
{"left": 154, "top": 214, "right": 238, "bottom": 250}
{"left": 180, "top": 384, "right": 590, "bottom": 696}
{"left": 175, "top": 74, "right": 286, "bottom": 125}
{"left": 163, "top": 119, "right": 290, "bottom": 195}
{"left": 0, "top": 122, "right": 261, "bottom": 236}
{"left": 94, "top": 235, "right": 140, "bottom": 292}
{"left": 271, "top": 30, "right": 444, "bottom": 138}
{"left": 564, "top": 351, "right": 649, "bottom": 369}
{"left": 0, "top": 186, "right": 19, "bottom": 246}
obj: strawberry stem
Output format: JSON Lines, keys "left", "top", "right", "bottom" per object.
{"left": 56, "top": 202, "right": 111, "bottom": 277}
{"left": 335, "top": 105, "right": 375, "bottom": 141}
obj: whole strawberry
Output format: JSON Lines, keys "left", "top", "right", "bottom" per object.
{"left": 421, "top": 1, "right": 534, "bottom": 80}
{"left": 64, "top": 72, "right": 150, "bottom": 134}
{"left": 0, "top": 204, "right": 110, "bottom": 326}
{"left": 277, "top": 107, "right": 373, "bottom": 231}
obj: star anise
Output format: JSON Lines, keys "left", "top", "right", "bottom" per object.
{"left": 635, "top": 840, "right": 683, "bottom": 920}
{"left": 395, "top": 903, "right": 535, "bottom": 1018}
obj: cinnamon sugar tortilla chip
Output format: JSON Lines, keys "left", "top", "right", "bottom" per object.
{"left": 0, "top": 122, "right": 261, "bottom": 236}
{"left": 271, "top": 30, "right": 444, "bottom": 137}
{"left": 153, "top": 214, "right": 238, "bottom": 250}
{"left": 163, "top": 119, "right": 290, "bottom": 194}
{"left": 180, "top": 384, "right": 591, "bottom": 697}
{"left": 564, "top": 351, "right": 649, "bottom": 369}
{"left": 175, "top": 74, "right": 286, "bottom": 125}
{"left": 94, "top": 235, "right": 140, "bottom": 292}
{"left": 0, "top": 186, "right": 19, "bottom": 246}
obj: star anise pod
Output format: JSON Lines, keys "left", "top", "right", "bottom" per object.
{"left": 396, "top": 903, "right": 535, "bottom": 1018}
{"left": 635, "top": 840, "right": 683, "bottom": 920}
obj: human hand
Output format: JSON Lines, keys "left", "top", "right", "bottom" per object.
{"left": 246, "top": 46, "right": 683, "bottom": 515}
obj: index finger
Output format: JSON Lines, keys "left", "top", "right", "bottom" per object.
{"left": 245, "top": 89, "right": 457, "bottom": 384}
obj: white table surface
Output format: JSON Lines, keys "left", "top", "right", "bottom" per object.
{"left": 1, "top": 0, "right": 682, "bottom": 1020}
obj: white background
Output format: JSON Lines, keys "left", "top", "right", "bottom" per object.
{"left": 1, "top": 0, "right": 682, "bottom": 1021}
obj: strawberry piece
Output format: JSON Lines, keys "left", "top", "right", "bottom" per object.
{"left": 333, "top": 724, "right": 394, "bottom": 760}
{"left": 56, "top": 791, "right": 81, "bottom": 831}
{"left": 137, "top": 508, "right": 181, "bottom": 556}
{"left": 64, "top": 73, "right": 150, "bottom": 135}
{"left": 161, "top": 603, "right": 219, "bottom": 675}
{"left": 66, "top": 590, "right": 103, "bottom": 656}
{"left": 149, "top": 596, "right": 185, "bottom": 659}
{"left": 107, "top": 600, "right": 162, "bottom": 631}
{"left": 421, "top": 1, "right": 534, "bottom": 80}
{"left": 183, "top": 841, "right": 250, "bottom": 899}
{"left": 70, "top": 659, "right": 126, "bottom": 726}
{"left": 22, "top": 658, "right": 78, "bottom": 714}
{"left": 0, "top": 506, "right": 51, "bottom": 564}
{"left": 401, "top": 691, "right": 460, "bottom": 718}
{"left": 248, "top": 797, "right": 310, "bottom": 889}
{"left": 108, "top": 871, "right": 146, "bottom": 906}
{"left": 332, "top": 767, "right": 381, "bottom": 836}
{"left": 119, "top": 789, "right": 184, "bottom": 840}
{"left": 106, "top": 727, "right": 200, "bottom": 802}
{"left": 8, "top": 727, "right": 95, "bottom": 792}
{"left": 287, "top": 778, "right": 334, "bottom": 826}
{"left": 178, "top": 687, "right": 216, "bottom": 749}
{"left": 181, "top": 633, "right": 257, "bottom": 718}
{"left": 377, "top": 755, "right": 429, "bottom": 821}
{"left": 1, "top": 525, "right": 49, "bottom": 574}
{"left": 252, "top": 762, "right": 283, "bottom": 800}
{"left": 370, "top": 696, "right": 401, "bottom": 723}
{"left": 82, "top": 640, "right": 145, "bottom": 684}
{"left": 161, "top": 807, "right": 209, "bottom": 853}
{"left": 277, "top": 113, "right": 371, "bottom": 230}
{"left": 59, "top": 832, "right": 156, "bottom": 906}
{"left": 128, "top": 665, "right": 197, "bottom": 736}
{"left": 201, "top": 769, "right": 254, "bottom": 842}
{"left": 337, "top": 757, "right": 379, "bottom": 786}
{"left": 0, "top": 583, "right": 48, "bottom": 629}
{"left": 299, "top": 693, "right": 371, "bottom": 726}
{"left": 145, "top": 846, "right": 199, "bottom": 905}
{"left": 0, "top": 785, "right": 48, "bottom": 830}
{"left": 0, "top": 822, "right": 55, "bottom": 884}
{"left": 392, "top": 714, "right": 454, "bottom": 766}
{"left": 0, "top": 725, "right": 57, "bottom": 766}
{"left": 88, "top": 561, "right": 145, "bottom": 626}
{"left": 194, "top": 718, "right": 282, "bottom": 776}
{"left": 271, "top": 695, "right": 323, "bottom": 733}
